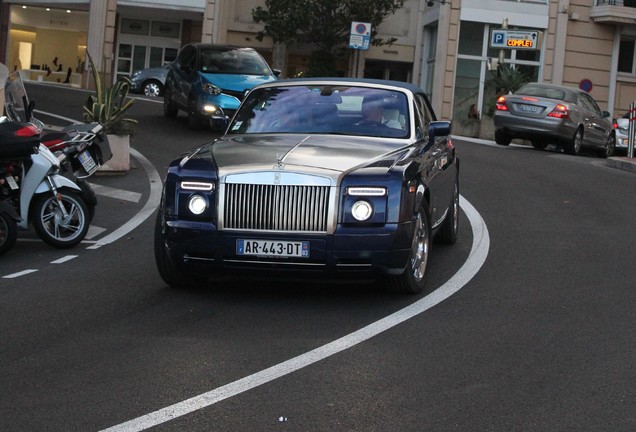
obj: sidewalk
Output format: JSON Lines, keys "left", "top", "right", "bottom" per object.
{"left": 457, "top": 135, "right": 636, "bottom": 174}
{"left": 606, "top": 156, "right": 636, "bottom": 174}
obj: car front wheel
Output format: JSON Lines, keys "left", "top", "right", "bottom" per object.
{"left": 601, "top": 133, "right": 616, "bottom": 158}
{"left": 143, "top": 80, "right": 163, "bottom": 97}
{"left": 390, "top": 208, "right": 431, "bottom": 295}
{"left": 163, "top": 90, "right": 178, "bottom": 118}
{"left": 154, "top": 212, "right": 208, "bottom": 289}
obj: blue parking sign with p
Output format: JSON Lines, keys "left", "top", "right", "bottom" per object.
{"left": 492, "top": 31, "right": 505, "bottom": 46}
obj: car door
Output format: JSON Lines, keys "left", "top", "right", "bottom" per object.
{"left": 578, "top": 93, "right": 606, "bottom": 147}
{"left": 414, "top": 94, "right": 454, "bottom": 227}
{"left": 173, "top": 45, "right": 197, "bottom": 108}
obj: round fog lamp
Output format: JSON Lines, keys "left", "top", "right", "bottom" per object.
{"left": 188, "top": 195, "right": 207, "bottom": 215}
{"left": 351, "top": 200, "right": 373, "bottom": 221}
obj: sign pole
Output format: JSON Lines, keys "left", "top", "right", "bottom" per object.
{"left": 629, "top": 101, "right": 636, "bottom": 158}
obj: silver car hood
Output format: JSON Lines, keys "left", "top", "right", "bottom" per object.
{"left": 210, "top": 134, "right": 410, "bottom": 180}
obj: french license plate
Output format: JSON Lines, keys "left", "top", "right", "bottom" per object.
{"left": 519, "top": 104, "right": 540, "bottom": 113}
{"left": 78, "top": 150, "right": 98, "bottom": 173}
{"left": 237, "top": 239, "right": 310, "bottom": 258}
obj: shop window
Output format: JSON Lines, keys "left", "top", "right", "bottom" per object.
{"left": 618, "top": 39, "right": 635, "bottom": 73}
{"left": 151, "top": 21, "right": 180, "bottom": 39}
{"left": 458, "top": 22, "right": 484, "bottom": 56}
{"left": 121, "top": 19, "right": 150, "bottom": 36}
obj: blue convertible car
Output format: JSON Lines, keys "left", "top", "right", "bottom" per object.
{"left": 154, "top": 78, "right": 460, "bottom": 294}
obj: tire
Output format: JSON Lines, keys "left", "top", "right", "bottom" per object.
{"left": 563, "top": 128, "right": 583, "bottom": 155}
{"left": 436, "top": 179, "right": 459, "bottom": 245}
{"left": 0, "top": 212, "right": 18, "bottom": 256}
{"left": 495, "top": 129, "right": 512, "bottom": 146}
{"left": 31, "top": 190, "right": 89, "bottom": 249}
{"left": 141, "top": 80, "right": 163, "bottom": 97}
{"left": 389, "top": 208, "right": 431, "bottom": 295}
{"left": 75, "top": 178, "right": 96, "bottom": 222}
{"left": 187, "top": 98, "right": 202, "bottom": 129}
{"left": 531, "top": 140, "right": 547, "bottom": 150}
{"left": 601, "top": 133, "right": 616, "bottom": 158}
{"left": 154, "top": 211, "right": 207, "bottom": 289}
{"left": 142, "top": 80, "right": 163, "bottom": 97}
{"left": 163, "top": 91, "right": 178, "bottom": 118}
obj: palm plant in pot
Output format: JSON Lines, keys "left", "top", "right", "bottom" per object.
{"left": 83, "top": 52, "right": 138, "bottom": 172}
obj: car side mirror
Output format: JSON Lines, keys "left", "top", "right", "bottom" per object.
{"left": 428, "top": 120, "right": 452, "bottom": 138}
{"left": 272, "top": 69, "right": 282, "bottom": 77}
{"left": 602, "top": 110, "right": 611, "bottom": 118}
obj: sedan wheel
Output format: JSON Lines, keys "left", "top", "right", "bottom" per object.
{"left": 143, "top": 80, "right": 163, "bottom": 97}
{"left": 495, "top": 129, "right": 512, "bottom": 146}
{"left": 390, "top": 208, "right": 431, "bottom": 294}
{"left": 564, "top": 128, "right": 583, "bottom": 155}
{"left": 602, "top": 133, "right": 616, "bottom": 158}
{"left": 154, "top": 212, "right": 207, "bottom": 289}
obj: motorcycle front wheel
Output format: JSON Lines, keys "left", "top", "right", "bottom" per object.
{"left": 32, "top": 189, "right": 90, "bottom": 248}
{"left": 0, "top": 211, "right": 18, "bottom": 256}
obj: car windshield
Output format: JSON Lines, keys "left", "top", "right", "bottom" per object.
{"left": 198, "top": 47, "right": 271, "bottom": 75}
{"left": 227, "top": 85, "right": 410, "bottom": 138}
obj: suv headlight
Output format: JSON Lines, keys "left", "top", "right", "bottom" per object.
{"left": 202, "top": 82, "right": 222, "bottom": 95}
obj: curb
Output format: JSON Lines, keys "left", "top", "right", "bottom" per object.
{"left": 606, "top": 156, "right": 636, "bottom": 174}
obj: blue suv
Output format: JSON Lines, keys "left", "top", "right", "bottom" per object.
{"left": 163, "top": 44, "right": 278, "bottom": 128}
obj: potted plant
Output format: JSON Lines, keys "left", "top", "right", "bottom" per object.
{"left": 83, "top": 52, "right": 138, "bottom": 172}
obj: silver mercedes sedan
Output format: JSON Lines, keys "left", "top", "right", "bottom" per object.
{"left": 493, "top": 82, "right": 615, "bottom": 157}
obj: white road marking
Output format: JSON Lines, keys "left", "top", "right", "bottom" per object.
{"left": 51, "top": 255, "right": 78, "bottom": 264}
{"left": 89, "top": 183, "right": 142, "bottom": 203}
{"left": 86, "top": 225, "right": 107, "bottom": 240}
{"left": 2, "top": 269, "right": 38, "bottom": 279}
{"left": 86, "top": 148, "right": 162, "bottom": 250}
{"left": 99, "top": 196, "right": 490, "bottom": 432}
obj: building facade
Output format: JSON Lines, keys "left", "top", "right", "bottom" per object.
{"left": 1, "top": 0, "right": 636, "bottom": 138}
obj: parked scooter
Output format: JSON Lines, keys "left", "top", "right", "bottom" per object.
{"left": 0, "top": 69, "right": 93, "bottom": 249}
{"left": 40, "top": 122, "right": 111, "bottom": 221}
{"left": 0, "top": 118, "right": 91, "bottom": 248}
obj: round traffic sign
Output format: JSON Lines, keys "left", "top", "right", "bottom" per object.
{"left": 580, "top": 79, "right": 593, "bottom": 93}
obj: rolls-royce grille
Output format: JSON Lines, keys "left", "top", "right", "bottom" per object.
{"left": 224, "top": 184, "right": 330, "bottom": 232}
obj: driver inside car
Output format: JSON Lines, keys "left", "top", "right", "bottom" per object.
{"left": 359, "top": 96, "right": 403, "bottom": 129}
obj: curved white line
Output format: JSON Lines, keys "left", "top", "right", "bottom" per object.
{"left": 86, "top": 148, "right": 162, "bottom": 249}
{"left": 99, "top": 195, "right": 490, "bottom": 432}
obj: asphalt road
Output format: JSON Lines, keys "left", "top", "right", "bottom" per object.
{"left": 0, "top": 83, "right": 634, "bottom": 431}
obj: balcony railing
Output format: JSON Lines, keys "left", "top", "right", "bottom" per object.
{"left": 595, "top": 0, "right": 636, "bottom": 6}
{"left": 592, "top": 0, "right": 636, "bottom": 24}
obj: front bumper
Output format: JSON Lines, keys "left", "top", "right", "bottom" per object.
{"left": 162, "top": 220, "right": 414, "bottom": 281}
{"left": 197, "top": 93, "right": 241, "bottom": 118}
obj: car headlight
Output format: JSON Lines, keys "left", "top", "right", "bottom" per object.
{"left": 351, "top": 200, "right": 373, "bottom": 221}
{"left": 342, "top": 186, "right": 388, "bottom": 224}
{"left": 202, "top": 83, "right": 222, "bottom": 95}
{"left": 187, "top": 194, "right": 208, "bottom": 215}
{"left": 203, "top": 104, "right": 223, "bottom": 115}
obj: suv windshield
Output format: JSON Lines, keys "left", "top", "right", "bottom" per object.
{"left": 199, "top": 47, "right": 271, "bottom": 76}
